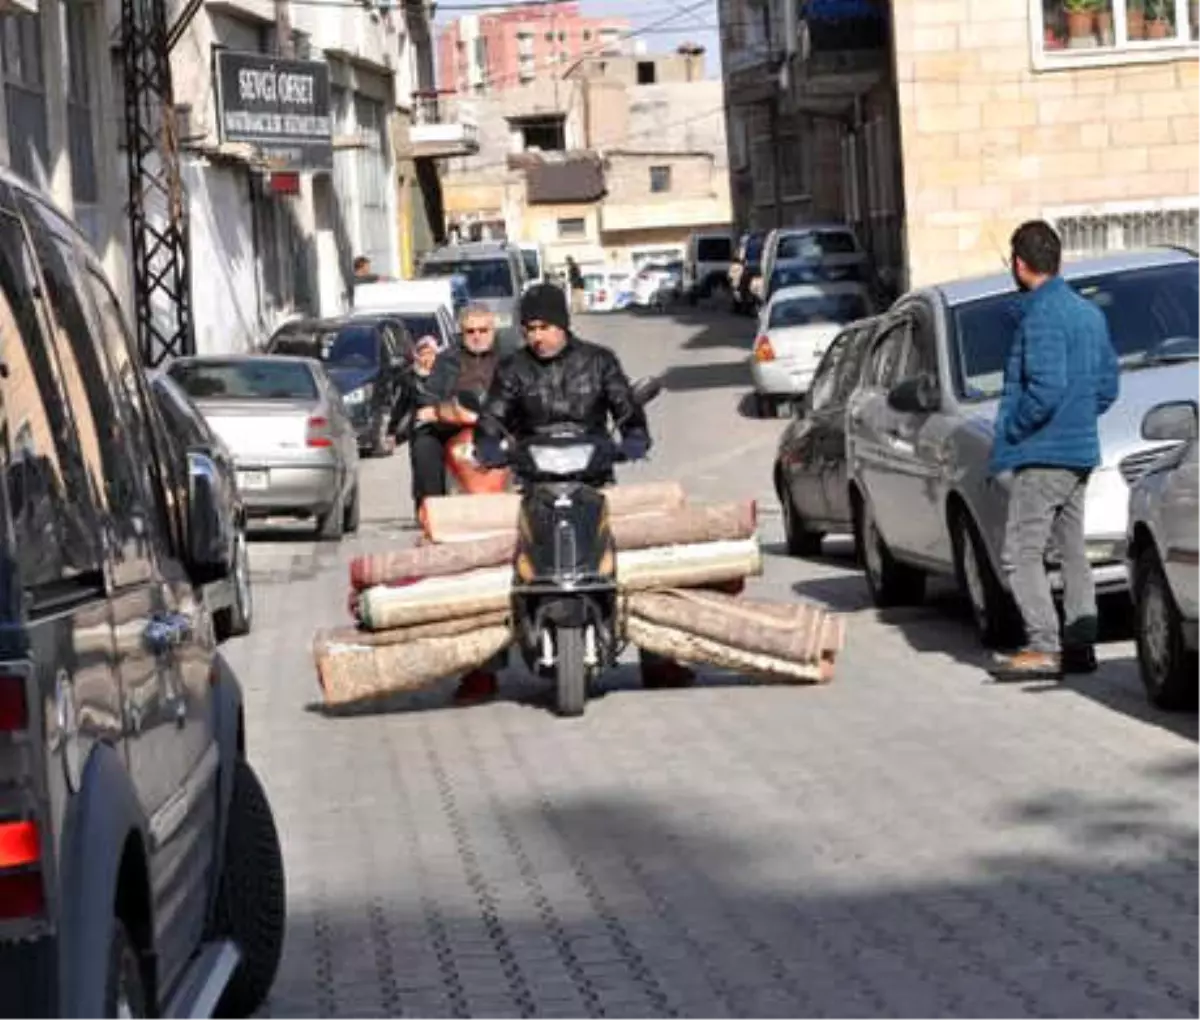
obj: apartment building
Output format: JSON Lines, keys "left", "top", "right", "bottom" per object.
{"left": 719, "top": 0, "right": 1198, "bottom": 289}
{"left": 437, "top": 1, "right": 630, "bottom": 96}
{"left": 440, "top": 47, "right": 731, "bottom": 271}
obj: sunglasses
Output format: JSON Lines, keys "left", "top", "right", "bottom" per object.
{"left": 463, "top": 326, "right": 493, "bottom": 335}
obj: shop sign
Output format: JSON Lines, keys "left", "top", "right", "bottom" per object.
{"left": 215, "top": 50, "right": 333, "bottom": 171}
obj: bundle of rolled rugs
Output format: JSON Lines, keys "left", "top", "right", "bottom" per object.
{"left": 313, "top": 481, "right": 846, "bottom": 708}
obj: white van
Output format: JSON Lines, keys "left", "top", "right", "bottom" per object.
{"left": 682, "top": 230, "right": 735, "bottom": 304}
{"left": 757, "top": 223, "right": 867, "bottom": 300}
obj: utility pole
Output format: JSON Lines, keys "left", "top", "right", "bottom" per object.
{"left": 275, "top": 0, "right": 295, "bottom": 57}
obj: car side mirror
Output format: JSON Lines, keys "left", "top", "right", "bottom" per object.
{"left": 631, "top": 375, "right": 664, "bottom": 407}
{"left": 888, "top": 375, "right": 939, "bottom": 414}
{"left": 1141, "top": 400, "right": 1198, "bottom": 442}
{"left": 185, "top": 451, "right": 232, "bottom": 585}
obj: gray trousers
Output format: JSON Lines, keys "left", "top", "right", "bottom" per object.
{"left": 1002, "top": 467, "right": 1097, "bottom": 654}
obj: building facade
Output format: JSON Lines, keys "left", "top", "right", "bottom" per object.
{"left": 719, "top": 0, "right": 1198, "bottom": 291}
{"left": 439, "top": 47, "right": 732, "bottom": 272}
{"left": 437, "top": 1, "right": 630, "bottom": 95}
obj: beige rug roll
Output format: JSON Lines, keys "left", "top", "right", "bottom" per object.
{"left": 625, "top": 616, "right": 838, "bottom": 684}
{"left": 317, "top": 611, "right": 509, "bottom": 649}
{"left": 617, "top": 538, "right": 763, "bottom": 591}
{"left": 356, "top": 567, "right": 513, "bottom": 630}
{"left": 420, "top": 481, "right": 688, "bottom": 543}
{"left": 315, "top": 624, "right": 513, "bottom": 708}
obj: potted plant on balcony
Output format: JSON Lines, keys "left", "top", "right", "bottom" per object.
{"left": 1146, "top": 0, "right": 1175, "bottom": 36}
{"left": 1064, "top": 0, "right": 1099, "bottom": 46}
{"left": 1126, "top": 0, "right": 1147, "bottom": 38}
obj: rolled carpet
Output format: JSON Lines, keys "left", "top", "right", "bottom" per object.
{"left": 355, "top": 539, "right": 763, "bottom": 631}
{"left": 351, "top": 500, "right": 758, "bottom": 590}
{"left": 625, "top": 589, "right": 844, "bottom": 671}
{"left": 419, "top": 480, "right": 688, "bottom": 543}
{"left": 315, "top": 624, "right": 513, "bottom": 708}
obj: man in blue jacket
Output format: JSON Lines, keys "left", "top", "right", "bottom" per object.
{"left": 989, "top": 221, "right": 1120, "bottom": 681}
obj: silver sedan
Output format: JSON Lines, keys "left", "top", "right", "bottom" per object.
{"left": 167, "top": 355, "right": 361, "bottom": 540}
{"left": 1127, "top": 399, "right": 1198, "bottom": 710}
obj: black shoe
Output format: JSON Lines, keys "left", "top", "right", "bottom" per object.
{"left": 1062, "top": 645, "right": 1098, "bottom": 675}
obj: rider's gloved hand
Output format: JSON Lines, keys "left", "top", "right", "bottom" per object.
{"left": 476, "top": 434, "right": 507, "bottom": 469}
{"left": 620, "top": 433, "right": 650, "bottom": 462}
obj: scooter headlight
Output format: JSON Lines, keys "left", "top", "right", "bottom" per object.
{"left": 529, "top": 443, "right": 595, "bottom": 475}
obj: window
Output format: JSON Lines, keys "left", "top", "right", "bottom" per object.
{"left": 557, "top": 217, "right": 586, "bottom": 239}
{"left": 897, "top": 301, "right": 938, "bottom": 380}
{"left": 951, "top": 261, "right": 1199, "bottom": 401}
{"left": 169, "top": 360, "right": 320, "bottom": 402}
{"left": 834, "top": 324, "right": 874, "bottom": 401}
{"left": 545, "top": 30, "right": 553, "bottom": 41}
{"left": 583, "top": 29, "right": 592, "bottom": 41}
{"left": 696, "top": 236, "right": 733, "bottom": 263}
{"left": 1053, "top": 202, "right": 1200, "bottom": 257}
{"left": 768, "top": 291, "right": 871, "bottom": 329}
{"left": 806, "top": 334, "right": 848, "bottom": 413}
{"left": 419, "top": 257, "right": 517, "bottom": 298}
{"left": 0, "top": 209, "right": 102, "bottom": 600}
{"left": 0, "top": 12, "right": 48, "bottom": 185}
{"left": 865, "top": 319, "right": 911, "bottom": 390}
{"left": 22, "top": 200, "right": 156, "bottom": 584}
{"left": 636, "top": 60, "right": 656, "bottom": 84}
{"left": 517, "top": 115, "right": 565, "bottom": 151}
{"left": 777, "top": 229, "right": 861, "bottom": 260}
{"left": 517, "top": 30, "right": 533, "bottom": 54}
{"left": 65, "top": 3, "right": 97, "bottom": 208}
{"left": 599, "top": 27, "right": 622, "bottom": 52}
{"left": 649, "top": 165, "right": 671, "bottom": 194}
{"left": 1036, "top": 0, "right": 1197, "bottom": 63}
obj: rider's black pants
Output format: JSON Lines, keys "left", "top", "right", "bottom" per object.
{"left": 409, "top": 422, "right": 459, "bottom": 511}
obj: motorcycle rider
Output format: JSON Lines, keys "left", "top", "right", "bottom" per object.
{"left": 476, "top": 282, "right": 695, "bottom": 691}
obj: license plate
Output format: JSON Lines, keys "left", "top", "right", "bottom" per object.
{"left": 237, "top": 469, "right": 269, "bottom": 491}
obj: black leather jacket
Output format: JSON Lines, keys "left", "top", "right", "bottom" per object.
{"left": 477, "top": 335, "right": 649, "bottom": 444}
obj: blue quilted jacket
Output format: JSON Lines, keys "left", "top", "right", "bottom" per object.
{"left": 989, "top": 276, "right": 1120, "bottom": 475}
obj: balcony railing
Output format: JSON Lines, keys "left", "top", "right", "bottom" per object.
{"left": 410, "top": 92, "right": 480, "bottom": 158}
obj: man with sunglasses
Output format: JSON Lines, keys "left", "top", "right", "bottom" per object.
{"left": 408, "top": 305, "right": 505, "bottom": 515}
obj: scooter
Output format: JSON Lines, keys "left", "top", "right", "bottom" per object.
{"left": 462, "top": 377, "right": 663, "bottom": 717}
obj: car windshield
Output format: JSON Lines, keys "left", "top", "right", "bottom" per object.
{"left": 521, "top": 249, "right": 540, "bottom": 281}
{"left": 421, "top": 258, "right": 514, "bottom": 298}
{"left": 769, "top": 292, "right": 869, "bottom": 328}
{"left": 395, "top": 314, "right": 442, "bottom": 346}
{"left": 326, "top": 325, "right": 380, "bottom": 367}
{"left": 268, "top": 327, "right": 337, "bottom": 358}
{"left": 777, "top": 230, "right": 859, "bottom": 260}
{"left": 696, "top": 237, "right": 732, "bottom": 262}
{"left": 952, "top": 262, "right": 1200, "bottom": 401}
{"left": 169, "top": 360, "right": 318, "bottom": 401}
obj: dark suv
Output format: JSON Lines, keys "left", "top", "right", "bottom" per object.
{"left": 0, "top": 173, "right": 285, "bottom": 1015}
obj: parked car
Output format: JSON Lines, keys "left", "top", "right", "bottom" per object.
{"left": 775, "top": 316, "right": 880, "bottom": 554}
{"left": 1127, "top": 399, "right": 1199, "bottom": 710}
{"left": 683, "top": 230, "right": 734, "bottom": 304}
{"left": 168, "top": 355, "right": 362, "bottom": 540}
{"left": 633, "top": 261, "right": 683, "bottom": 309}
{"left": 843, "top": 249, "right": 1199, "bottom": 647}
{"left": 757, "top": 224, "right": 868, "bottom": 302}
{"left": 149, "top": 373, "right": 254, "bottom": 641}
{"left": 729, "top": 231, "right": 766, "bottom": 314}
{"left": 750, "top": 282, "right": 874, "bottom": 418}
{"left": 583, "top": 268, "right": 635, "bottom": 312}
{"left": 419, "top": 241, "right": 525, "bottom": 353}
{"left": 264, "top": 315, "right": 411, "bottom": 457}
{"left": 0, "top": 168, "right": 284, "bottom": 1017}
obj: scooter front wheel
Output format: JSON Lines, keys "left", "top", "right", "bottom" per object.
{"left": 555, "top": 626, "right": 587, "bottom": 718}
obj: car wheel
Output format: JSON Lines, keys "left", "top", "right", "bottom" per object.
{"left": 1133, "top": 547, "right": 1198, "bottom": 711}
{"left": 317, "top": 490, "right": 345, "bottom": 542}
{"left": 777, "top": 470, "right": 823, "bottom": 557}
{"left": 214, "top": 528, "right": 253, "bottom": 641}
{"left": 105, "top": 918, "right": 149, "bottom": 1018}
{"left": 210, "top": 760, "right": 286, "bottom": 1019}
{"left": 951, "top": 509, "right": 1023, "bottom": 648}
{"left": 343, "top": 482, "right": 361, "bottom": 535}
{"left": 855, "top": 497, "right": 926, "bottom": 608}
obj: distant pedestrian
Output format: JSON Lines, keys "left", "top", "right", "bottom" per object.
{"left": 353, "top": 255, "right": 379, "bottom": 283}
{"left": 565, "top": 256, "right": 585, "bottom": 315}
{"left": 988, "top": 220, "right": 1119, "bottom": 682}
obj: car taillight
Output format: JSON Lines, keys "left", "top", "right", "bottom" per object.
{"left": 306, "top": 416, "right": 333, "bottom": 448}
{"left": 754, "top": 336, "right": 775, "bottom": 362}
{"left": 0, "top": 673, "right": 27, "bottom": 731}
{"left": 0, "top": 820, "right": 43, "bottom": 920}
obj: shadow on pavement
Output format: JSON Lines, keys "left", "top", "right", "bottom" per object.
{"left": 660, "top": 360, "right": 749, "bottom": 394}
{"left": 265, "top": 790, "right": 1198, "bottom": 1018}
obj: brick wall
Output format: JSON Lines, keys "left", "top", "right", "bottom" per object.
{"left": 894, "top": 0, "right": 1199, "bottom": 286}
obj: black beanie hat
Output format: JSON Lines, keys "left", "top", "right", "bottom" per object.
{"left": 520, "top": 282, "right": 571, "bottom": 331}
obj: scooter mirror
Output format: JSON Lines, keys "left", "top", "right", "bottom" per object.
{"left": 631, "top": 376, "right": 664, "bottom": 407}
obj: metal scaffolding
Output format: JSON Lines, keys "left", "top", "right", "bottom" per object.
{"left": 121, "top": 0, "right": 193, "bottom": 367}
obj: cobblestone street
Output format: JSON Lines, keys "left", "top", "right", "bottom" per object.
{"left": 223, "top": 308, "right": 1198, "bottom": 1018}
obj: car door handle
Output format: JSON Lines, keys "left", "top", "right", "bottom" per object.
{"left": 144, "top": 612, "right": 192, "bottom": 656}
